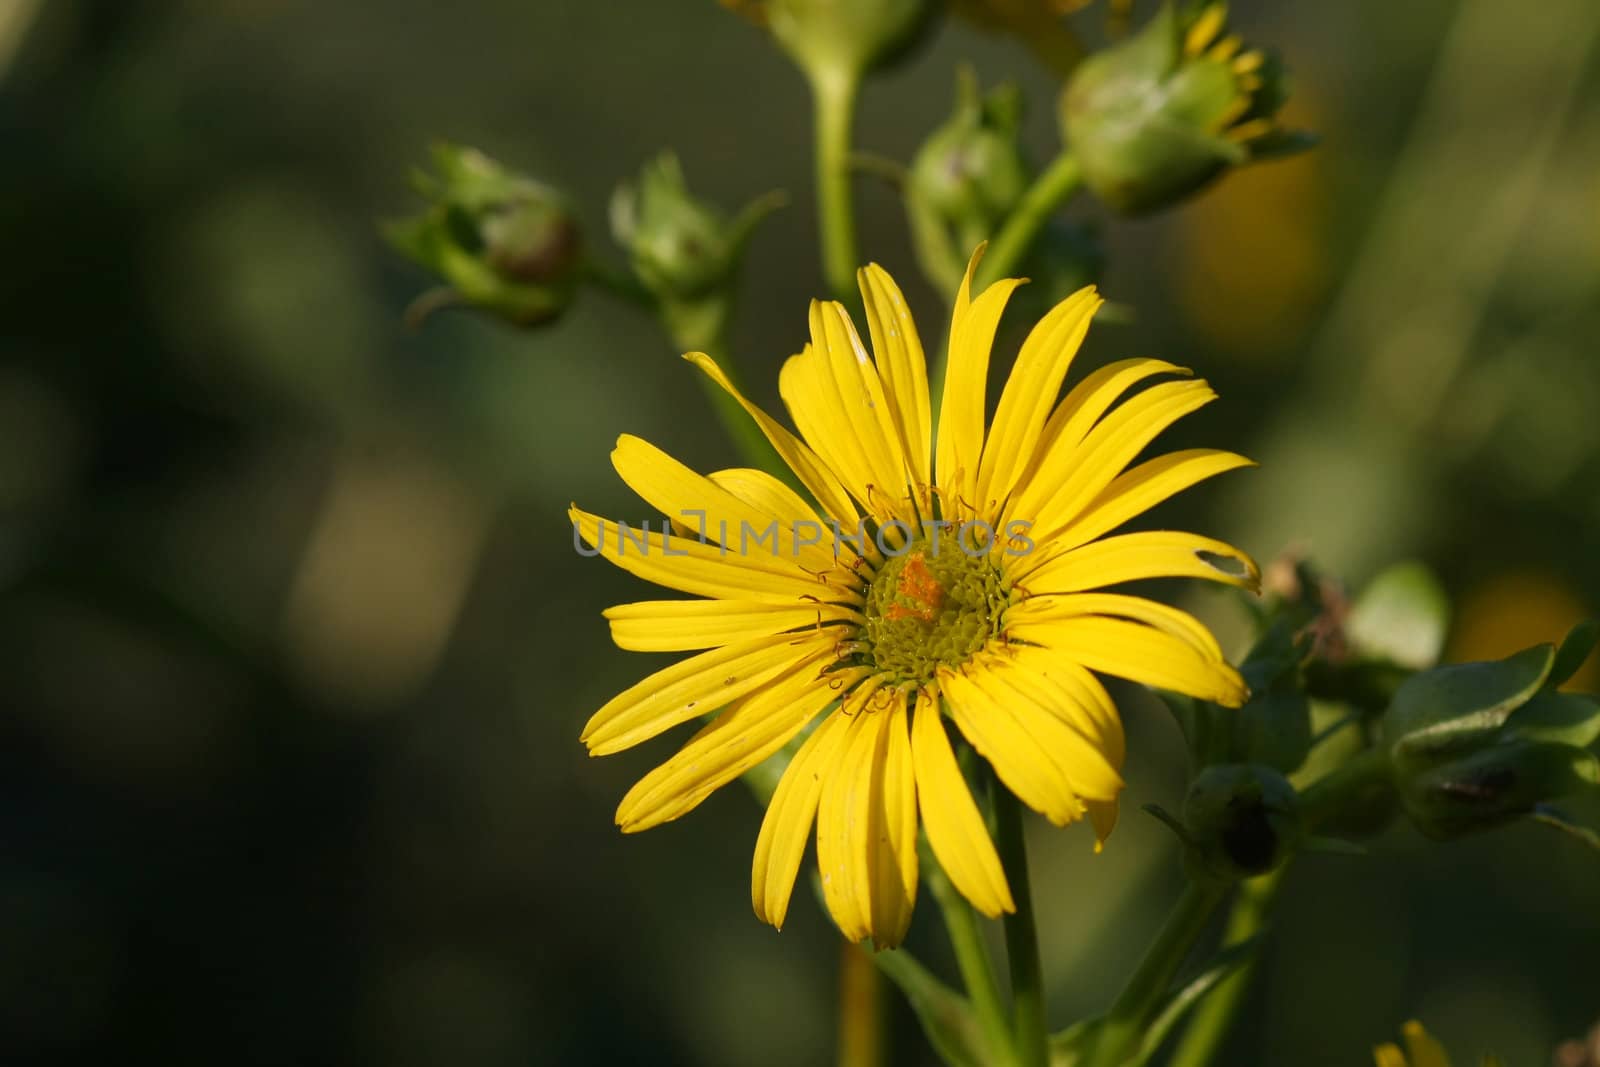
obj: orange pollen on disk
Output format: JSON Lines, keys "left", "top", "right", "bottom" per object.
{"left": 883, "top": 551, "right": 945, "bottom": 624}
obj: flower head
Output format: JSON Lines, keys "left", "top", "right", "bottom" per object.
{"left": 572, "top": 248, "right": 1257, "bottom": 946}
{"left": 1062, "top": 2, "right": 1309, "bottom": 215}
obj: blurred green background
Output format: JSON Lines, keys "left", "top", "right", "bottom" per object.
{"left": 3, "top": 1, "right": 1599, "bottom": 1064}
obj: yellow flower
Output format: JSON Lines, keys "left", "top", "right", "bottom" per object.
{"left": 1375, "top": 1021, "right": 1454, "bottom": 1067}
{"left": 572, "top": 248, "right": 1257, "bottom": 947}
{"left": 1373, "top": 1020, "right": 1506, "bottom": 1067}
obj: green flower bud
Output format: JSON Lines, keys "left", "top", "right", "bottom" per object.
{"left": 385, "top": 143, "right": 582, "bottom": 327}
{"left": 1382, "top": 628, "right": 1600, "bottom": 839}
{"left": 610, "top": 153, "right": 781, "bottom": 305}
{"left": 1384, "top": 643, "right": 1554, "bottom": 770}
{"left": 910, "top": 72, "right": 1031, "bottom": 246}
{"left": 1401, "top": 739, "right": 1600, "bottom": 840}
{"left": 1059, "top": 2, "right": 1312, "bottom": 215}
{"left": 1182, "top": 764, "right": 1302, "bottom": 881}
{"left": 724, "top": 0, "right": 937, "bottom": 85}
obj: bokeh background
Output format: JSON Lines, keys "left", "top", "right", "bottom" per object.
{"left": 3, "top": 0, "right": 1599, "bottom": 1064}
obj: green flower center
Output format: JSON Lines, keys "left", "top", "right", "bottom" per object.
{"left": 861, "top": 543, "right": 1009, "bottom": 684}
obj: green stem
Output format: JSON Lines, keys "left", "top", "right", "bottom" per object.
{"left": 993, "top": 787, "right": 1047, "bottom": 1067}
{"left": 927, "top": 859, "right": 1015, "bottom": 1065}
{"left": 838, "top": 942, "right": 885, "bottom": 1067}
{"left": 1083, "top": 881, "right": 1227, "bottom": 1067}
{"left": 1161, "top": 749, "right": 1394, "bottom": 1066}
{"left": 1166, "top": 871, "right": 1284, "bottom": 1067}
{"left": 812, "top": 67, "right": 863, "bottom": 306}
{"left": 1298, "top": 747, "right": 1393, "bottom": 831}
{"left": 974, "top": 152, "right": 1082, "bottom": 292}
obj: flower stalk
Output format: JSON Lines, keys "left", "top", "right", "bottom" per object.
{"left": 1083, "top": 881, "right": 1228, "bottom": 1067}
{"left": 813, "top": 68, "right": 864, "bottom": 305}
{"left": 994, "top": 785, "right": 1049, "bottom": 1067}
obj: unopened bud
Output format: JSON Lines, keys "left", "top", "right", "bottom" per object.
{"left": 1060, "top": 2, "right": 1312, "bottom": 215}
{"left": 385, "top": 143, "right": 582, "bottom": 327}
{"left": 1182, "top": 763, "right": 1302, "bottom": 881}
{"left": 1383, "top": 628, "right": 1600, "bottom": 839}
{"left": 611, "top": 153, "right": 782, "bottom": 306}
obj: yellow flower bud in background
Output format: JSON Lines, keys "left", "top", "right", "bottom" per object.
{"left": 1060, "top": 2, "right": 1311, "bottom": 215}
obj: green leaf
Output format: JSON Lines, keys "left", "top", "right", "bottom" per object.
{"left": 1132, "top": 936, "right": 1264, "bottom": 1065}
{"left": 1386, "top": 644, "right": 1554, "bottom": 764}
{"left": 1237, "top": 687, "right": 1312, "bottom": 774}
{"left": 1548, "top": 619, "right": 1599, "bottom": 689}
{"left": 1346, "top": 561, "right": 1450, "bottom": 671}
{"left": 1048, "top": 1016, "right": 1101, "bottom": 1067}
{"left": 869, "top": 947, "right": 989, "bottom": 1067}
{"left": 1507, "top": 689, "right": 1600, "bottom": 749}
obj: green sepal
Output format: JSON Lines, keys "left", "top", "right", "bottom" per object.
{"left": 1548, "top": 619, "right": 1599, "bottom": 689}
{"left": 1506, "top": 689, "right": 1600, "bottom": 749}
{"left": 1182, "top": 764, "right": 1303, "bottom": 881}
{"left": 1236, "top": 686, "right": 1313, "bottom": 775}
{"left": 1402, "top": 740, "right": 1600, "bottom": 839}
{"left": 1385, "top": 643, "right": 1554, "bottom": 765}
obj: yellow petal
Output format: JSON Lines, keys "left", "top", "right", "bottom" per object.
{"left": 963, "top": 656, "right": 1124, "bottom": 802}
{"left": 935, "top": 247, "right": 1024, "bottom": 522}
{"left": 708, "top": 467, "right": 824, "bottom": 528}
{"left": 780, "top": 302, "right": 914, "bottom": 523}
{"left": 752, "top": 708, "right": 852, "bottom": 930}
{"left": 1017, "top": 529, "right": 1260, "bottom": 594}
{"left": 1008, "top": 614, "right": 1249, "bottom": 706}
{"left": 816, "top": 690, "right": 886, "bottom": 943}
{"left": 1007, "top": 358, "right": 1190, "bottom": 523}
{"left": 859, "top": 264, "right": 932, "bottom": 490}
{"left": 910, "top": 690, "right": 1014, "bottom": 916}
{"left": 1007, "top": 592, "right": 1226, "bottom": 663}
{"left": 863, "top": 693, "right": 921, "bottom": 947}
{"left": 976, "top": 286, "right": 1102, "bottom": 513}
{"left": 998, "top": 645, "right": 1126, "bottom": 767}
{"left": 708, "top": 466, "right": 877, "bottom": 569}
{"left": 940, "top": 667, "right": 1084, "bottom": 825}
{"left": 615, "top": 653, "right": 857, "bottom": 832}
{"left": 605, "top": 599, "right": 861, "bottom": 652}
{"left": 1085, "top": 799, "right": 1119, "bottom": 850}
{"left": 1373, "top": 1044, "right": 1409, "bottom": 1067}
{"left": 571, "top": 506, "right": 857, "bottom": 604}
{"left": 1028, "top": 379, "right": 1218, "bottom": 540}
{"left": 684, "top": 351, "right": 860, "bottom": 527}
{"left": 580, "top": 633, "right": 832, "bottom": 754}
{"left": 1052, "top": 449, "right": 1256, "bottom": 554}
{"left": 612, "top": 434, "right": 850, "bottom": 583}
{"left": 1402, "top": 1021, "right": 1452, "bottom": 1067}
